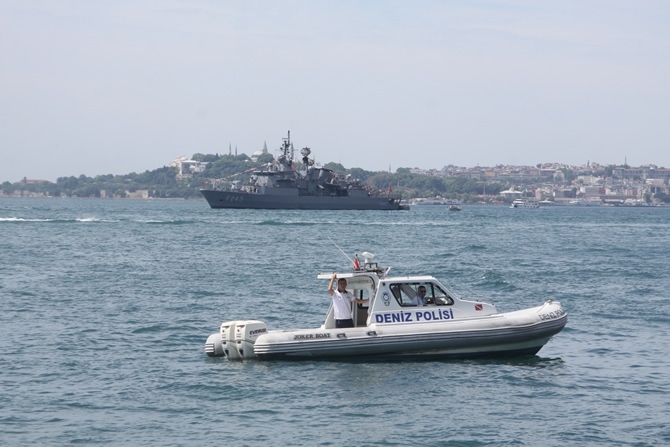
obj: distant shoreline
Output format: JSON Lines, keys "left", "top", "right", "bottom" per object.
{"left": 2, "top": 195, "right": 668, "bottom": 207}
{"left": 0, "top": 195, "right": 201, "bottom": 201}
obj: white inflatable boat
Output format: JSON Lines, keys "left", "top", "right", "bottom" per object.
{"left": 205, "top": 256, "right": 567, "bottom": 361}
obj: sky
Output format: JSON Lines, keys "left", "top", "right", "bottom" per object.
{"left": 1, "top": 0, "right": 669, "bottom": 182}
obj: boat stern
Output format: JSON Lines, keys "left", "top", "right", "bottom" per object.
{"left": 205, "top": 320, "right": 269, "bottom": 360}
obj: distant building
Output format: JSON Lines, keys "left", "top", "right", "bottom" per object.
{"left": 125, "top": 190, "right": 150, "bottom": 199}
{"left": 613, "top": 166, "right": 670, "bottom": 180}
{"left": 500, "top": 188, "right": 522, "bottom": 200}
{"left": 582, "top": 186, "right": 603, "bottom": 198}
{"left": 251, "top": 141, "right": 269, "bottom": 162}
{"left": 169, "top": 156, "right": 207, "bottom": 179}
{"left": 20, "top": 177, "right": 48, "bottom": 185}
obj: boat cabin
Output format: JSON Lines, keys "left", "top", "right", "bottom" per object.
{"left": 317, "top": 268, "right": 495, "bottom": 329}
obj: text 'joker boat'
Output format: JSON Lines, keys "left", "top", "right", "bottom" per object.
{"left": 205, "top": 254, "right": 567, "bottom": 361}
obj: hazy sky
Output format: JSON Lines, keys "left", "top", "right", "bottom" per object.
{"left": 2, "top": 1, "right": 669, "bottom": 182}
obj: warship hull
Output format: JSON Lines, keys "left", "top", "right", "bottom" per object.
{"left": 200, "top": 189, "right": 404, "bottom": 210}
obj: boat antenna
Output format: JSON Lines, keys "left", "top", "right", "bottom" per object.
{"left": 327, "top": 236, "right": 354, "bottom": 264}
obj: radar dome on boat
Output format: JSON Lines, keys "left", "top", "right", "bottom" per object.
{"left": 362, "top": 252, "right": 374, "bottom": 262}
{"left": 300, "top": 147, "right": 311, "bottom": 157}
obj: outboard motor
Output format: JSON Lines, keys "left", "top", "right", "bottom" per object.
{"left": 233, "top": 320, "right": 268, "bottom": 360}
{"left": 217, "top": 320, "right": 268, "bottom": 360}
{"left": 204, "top": 332, "right": 225, "bottom": 357}
{"left": 220, "top": 320, "right": 242, "bottom": 360}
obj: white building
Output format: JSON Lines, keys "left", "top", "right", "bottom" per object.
{"left": 170, "top": 156, "right": 207, "bottom": 178}
{"left": 500, "top": 188, "right": 523, "bottom": 199}
{"left": 251, "top": 141, "right": 269, "bottom": 162}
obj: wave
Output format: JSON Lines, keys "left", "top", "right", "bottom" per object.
{"left": 0, "top": 217, "right": 113, "bottom": 223}
{"left": 360, "top": 221, "right": 456, "bottom": 226}
{"left": 131, "top": 325, "right": 167, "bottom": 334}
{"left": 0, "top": 217, "right": 54, "bottom": 222}
{"left": 255, "top": 220, "right": 316, "bottom": 226}
{"left": 2, "top": 217, "right": 203, "bottom": 225}
{"left": 140, "top": 220, "right": 196, "bottom": 225}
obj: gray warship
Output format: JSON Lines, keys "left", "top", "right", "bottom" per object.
{"left": 200, "top": 132, "right": 405, "bottom": 210}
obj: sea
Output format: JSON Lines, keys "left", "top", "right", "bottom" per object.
{"left": 1, "top": 197, "right": 669, "bottom": 446}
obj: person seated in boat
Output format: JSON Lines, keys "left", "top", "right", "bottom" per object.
{"left": 328, "top": 273, "right": 369, "bottom": 328}
{"left": 411, "top": 286, "right": 428, "bottom": 306}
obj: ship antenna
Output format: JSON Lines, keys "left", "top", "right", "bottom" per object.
{"left": 282, "top": 130, "right": 291, "bottom": 159}
{"left": 327, "top": 236, "right": 354, "bottom": 264}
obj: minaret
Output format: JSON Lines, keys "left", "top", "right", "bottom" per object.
{"left": 229, "top": 143, "right": 232, "bottom": 156}
{"left": 263, "top": 141, "right": 268, "bottom": 154}
{"left": 235, "top": 145, "right": 238, "bottom": 156}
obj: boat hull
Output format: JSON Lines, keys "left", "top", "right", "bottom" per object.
{"left": 200, "top": 189, "right": 404, "bottom": 210}
{"left": 251, "top": 308, "right": 567, "bottom": 361}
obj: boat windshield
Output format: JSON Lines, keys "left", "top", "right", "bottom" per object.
{"left": 389, "top": 282, "right": 454, "bottom": 307}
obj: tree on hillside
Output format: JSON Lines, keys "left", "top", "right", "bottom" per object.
{"left": 201, "top": 154, "right": 254, "bottom": 179}
{"left": 323, "top": 162, "right": 346, "bottom": 174}
{"left": 560, "top": 168, "right": 575, "bottom": 182}
{"left": 257, "top": 153, "right": 274, "bottom": 163}
{"left": 132, "top": 167, "right": 178, "bottom": 185}
{"left": 348, "top": 167, "right": 374, "bottom": 182}
{"left": 192, "top": 153, "right": 220, "bottom": 162}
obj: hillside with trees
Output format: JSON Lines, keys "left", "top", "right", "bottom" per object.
{"left": 2, "top": 152, "right": 506, "bottom": 201}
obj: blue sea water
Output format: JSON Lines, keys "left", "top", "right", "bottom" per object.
{"left": 1, "top": 198, "right": 669, "bottom": 446}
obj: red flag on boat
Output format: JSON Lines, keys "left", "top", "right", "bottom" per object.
{"left": 388, "top": 185, "right": 393, "bottom": 193}
{"left": 353, "top": 254, "right": 360, "bottom": 269}
{"left": 475, "top": 304, "right": 483, "bottom": 311}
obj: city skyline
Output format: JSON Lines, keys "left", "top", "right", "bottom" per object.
{"left": 8, "top": 154, "right": 669, "bottom": 185}
{"left": 2, "top": 1, "right": 669, "bottom": 182}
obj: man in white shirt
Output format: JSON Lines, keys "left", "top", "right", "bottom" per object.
{"left": 412, "top": 285, "right": 428, "bottom": 306}
{"left": 328, "top": 273, "right": 369, "bottom": 328}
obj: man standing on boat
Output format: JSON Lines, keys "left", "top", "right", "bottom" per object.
{"left": 328, "top": 273, "right": 368, "bottom": 328}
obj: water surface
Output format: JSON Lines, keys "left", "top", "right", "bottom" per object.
{"left": 1, "top": 198, "right": 669, "bottom": 446}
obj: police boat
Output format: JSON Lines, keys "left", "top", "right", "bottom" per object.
{"left": 205, "top": 254, "right": 567, "bottom": 361}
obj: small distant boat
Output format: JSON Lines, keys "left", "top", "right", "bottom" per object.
{"left": 511, "top": 199, "right": 539, "bottom": 208}
{"left": 448, "top": 205, "right": 461, "bottom": 211}
{"left": 412, "top": 197, "right": 449, "bottom": 205}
